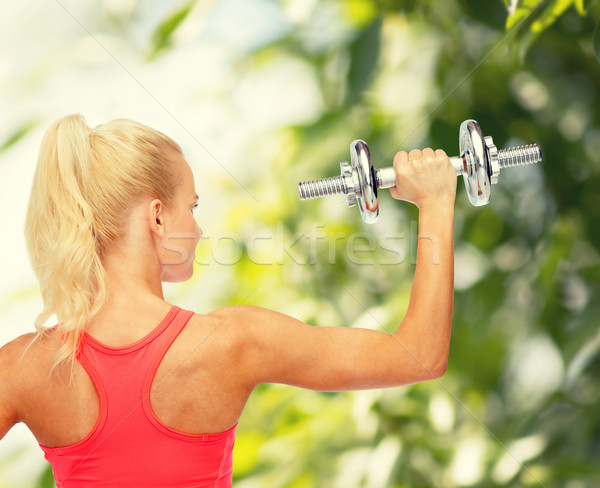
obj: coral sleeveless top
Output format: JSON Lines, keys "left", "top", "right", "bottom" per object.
{"left": 39, "top": 305, "right": 237, "bottom": 488}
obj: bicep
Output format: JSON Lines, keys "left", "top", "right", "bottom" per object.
{"left": 239, "top": 305, "right": 438, "bottom": 391}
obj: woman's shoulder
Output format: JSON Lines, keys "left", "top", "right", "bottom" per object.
{"left": 0, "top": 332, "right": 54, "bottom": 423}
{"left": 201, "top": 303, "right": 266, "bottom": 324}
{"left": 196, "top": 304, "right": 266, "bottom": 340}
{"left": 0, "top": 330, "right": 60, "bottom": 378}
{"left": 173, "top": 305, "right": 259, "bottom": 360}
{"left": 1, "top": 330, "right": 46, "bottom": 357}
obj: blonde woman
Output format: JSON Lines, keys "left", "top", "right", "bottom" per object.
{"left": 0, "top": 114, "right": 456, "bottom": 487}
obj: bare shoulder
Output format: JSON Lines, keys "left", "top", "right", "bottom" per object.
{"left": 0, "top": 331, "right": 57, "bottom": 432}
{"left": 167, "top": 305, "right": 255, "bottom": 357}
{"left": 188, "top": 304, "right": 258, "bottom": 345}
{"left": 205, "top": 304, "right": 300, "bottom": 325}
{"left": 203, "top": 303, "right": 261, "bottom": 322}
{"left": 181, "top": 304, "right": 311, "bottom": 373}
{"left": 202, "top": 304, "right": 295, "bottom": 339}
{"left": 0, "top": 329, "right": 60, "bottom": 356}
{"left": 201, "top": 304, "right": 262, "bottom": 334}
{"left": 161, "top": 306, "right": 263, "bottom": 383}
{"left": 193, "top": 304, "right": 286, "bottom": 356}
{"left": 0, "top": 332, "right": 43, "bottom": 367}
{"left": 0, "top": 330, "right": 59, "bottom": 380}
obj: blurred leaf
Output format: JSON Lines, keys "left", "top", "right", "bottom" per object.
{"left": 506, "top": 0, "right": 573, "bottom": 40}
{"left": 37, "top": 465, "right": 56, "bottom": 488}
{"left": 377, "top": 0, "right": 422, "bottom": 13}
{"left": 575, "top": 0, "right": 596, "bottom": 13}
{"left": 232, "top": 431, "right": 267, "bottom": 477}
{"left": 462, "top": 0, "right": 508, "bottom": 30}
{"left": 346, "top": 16, "right": 382, "bottom": 102}
{"left": 531, "top": 0, "right": 575, "bottom": 32}
{"left": 594, "top": 18, "right": 600, "bottom": 61}
{"left": 506, "top": 0, "right": 549, "bottom": 30}
{"left": 147, "top": 1, "right": 195, "bottom": 60}
{"left": 345, "top": 0, "right": 379, "bottom": 27}
{"left": 0, "top": 119, "right": 37, "bottom": 152}
{"left": 505, "top": 0, "right": 578, "bottom": 60}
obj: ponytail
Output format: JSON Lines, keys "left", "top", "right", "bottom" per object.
{"left": 24, "top": 114, "right": 180, "bottom": 373}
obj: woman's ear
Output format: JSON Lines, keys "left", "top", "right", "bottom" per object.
{"left": 148, "top": 198, "right": 166, "bottom": 239}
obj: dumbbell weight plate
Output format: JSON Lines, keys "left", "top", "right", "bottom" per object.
{"left": 460, "top": 119, "right": 491, "bottom": 206}
{"left": 350, "top": 140, "right": 379, "bottom": 224}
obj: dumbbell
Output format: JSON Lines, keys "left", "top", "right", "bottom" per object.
{"left": 297, "top": 119, "right": 542, "bottom": 223}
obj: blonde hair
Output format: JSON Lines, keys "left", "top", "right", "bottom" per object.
{"left": 24, "top": 114, "right": 181, "bottom": 373}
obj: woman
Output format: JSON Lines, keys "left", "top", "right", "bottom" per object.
{"left": 0, "top": 114, "right": 456, "bottom": 487}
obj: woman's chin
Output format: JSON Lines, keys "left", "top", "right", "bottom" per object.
{"left": 161, "top": 265, "right": 194, "bottom": 283}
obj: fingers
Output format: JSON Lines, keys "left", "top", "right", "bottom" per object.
{"left": 409, "top": 148, "right": 423, "bottom": 160}
{"left": 421, "top": 148, "right": 435, "bottom": 159}
{"left": 393, "top": 150, "right": 408, "bottom": 168}
{"left": 398, "top": 148, "right": 437, "bottom": 163}
{"left": 393, "top": 148, "right": 448, "bottom": 169}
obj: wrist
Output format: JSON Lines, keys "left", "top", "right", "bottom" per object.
{"left": 418, "top": 201, "right": 455, "bottom": 217}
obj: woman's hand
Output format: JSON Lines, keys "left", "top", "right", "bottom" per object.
{"left": 388, "top": 148, "right": 457, "bottom": 211}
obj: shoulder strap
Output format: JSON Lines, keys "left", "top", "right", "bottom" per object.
{"left": 142, "top": 308, "right": 196, "bottom": 392}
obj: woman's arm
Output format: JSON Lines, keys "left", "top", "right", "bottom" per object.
{"left": 0, "top": 409, "right": 16, "bottom": 442}
{"left": 0, "top": 339, "right": 21, "bottom": 441}
{"left": 226, "top": 148, "right": 457, "bottom": 392}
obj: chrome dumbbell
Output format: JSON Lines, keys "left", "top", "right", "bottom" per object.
{"left": 298, "top": 119, "right": 543, "bottom": 223}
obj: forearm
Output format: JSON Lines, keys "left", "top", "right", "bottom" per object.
{"left": 394, "top": 205, "right": 455, "bottom": 377}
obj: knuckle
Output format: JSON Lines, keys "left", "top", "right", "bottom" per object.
{"left": 393, "top": 151, "right": 408, "bottom": 167}
{"left": 408, "top": 149, "right": 422, "bottom": 159}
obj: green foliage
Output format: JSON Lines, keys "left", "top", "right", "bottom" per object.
{"left": 36, "top": 466, "right": 56, "bottom": 488}
{"left": 147, "top": 1, "right": 196, "bottom": 61}
{"left": 594, "top": 18, "right": 600, "bottom": 60}
{"left": 506, "top": 0, "right": 600, "bottom": 59}
{"left": 347, "top": 16, "right": 383, "bottom": 103}
{"left": 0, "top": 120, "right": 38, "bottom": 153}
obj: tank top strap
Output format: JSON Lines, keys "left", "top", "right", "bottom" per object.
{"left": 141, "top": 307, "right": 196, "bottom": 396}
{"left": 144, "top": 307, "right": 196, "bottom": 363}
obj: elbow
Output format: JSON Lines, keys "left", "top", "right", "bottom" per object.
{"left": 420, "top": 354, "right": 448, "bottom": 381}
{"left": 429, "top": 358, "right": 448, "bottom": 380}
{"left": 423, "top": 334, "right": 451, "bottom": 381}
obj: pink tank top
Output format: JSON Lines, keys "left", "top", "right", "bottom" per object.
{"left": 39, "top": 305, "right": 237, "bottom": 488}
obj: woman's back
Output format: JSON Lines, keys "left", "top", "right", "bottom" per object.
{"left": 6, "top": 302, "right": 251, "bottom": 487}
{"left": 11, "top": 302, "right": 249, "bottom": 447}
